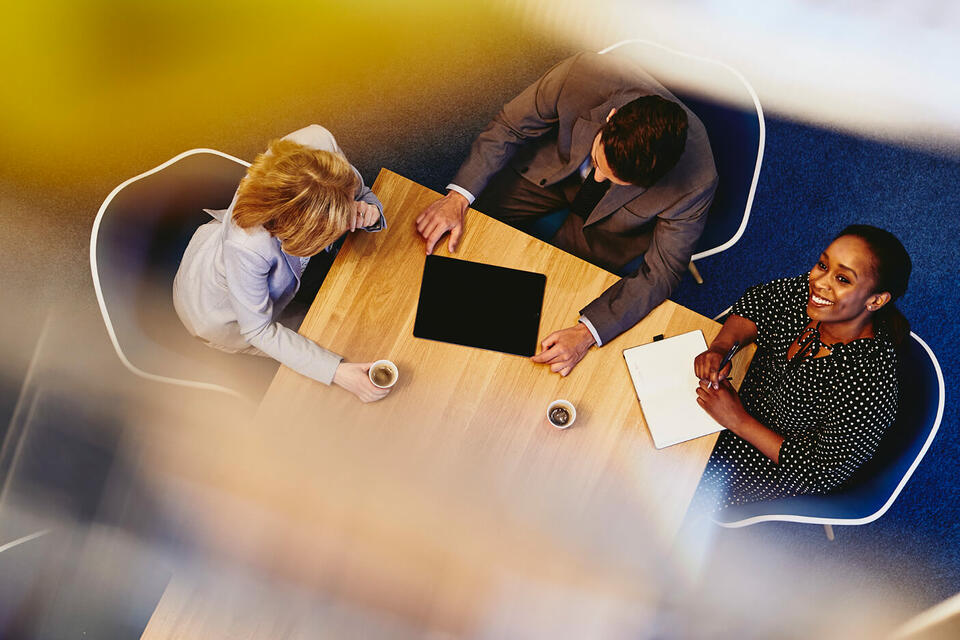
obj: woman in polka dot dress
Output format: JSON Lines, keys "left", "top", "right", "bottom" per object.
{"left": 691, "top": 225, "right": 912, "bottom": 511}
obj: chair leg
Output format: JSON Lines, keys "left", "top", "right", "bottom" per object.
{"left": 823, "top": 524, "right": 835, "bottom": 541}
{"left": 688, "top": 260, "right": 704, "bottom": 285}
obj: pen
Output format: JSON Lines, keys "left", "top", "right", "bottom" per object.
{"left": 711, "top": 341, "right": 741, "bottom": 389}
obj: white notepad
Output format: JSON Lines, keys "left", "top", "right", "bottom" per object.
{"left": 623, "top": 329, "right": 725, "bottom": 449}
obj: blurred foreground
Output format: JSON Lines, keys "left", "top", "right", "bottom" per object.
{"left": 0, "top": 293, "right": 926, "bottom": 638}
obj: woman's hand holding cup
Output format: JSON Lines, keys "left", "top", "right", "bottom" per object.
{"left": 333, "top": 361, "right": 391, "bottom": 403}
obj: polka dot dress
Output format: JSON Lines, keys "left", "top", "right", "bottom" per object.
{"left": 693, "top": 275, "right": 900, "bottom": 512}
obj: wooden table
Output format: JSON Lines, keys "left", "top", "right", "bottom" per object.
{"left": 141, "top": 170, "right": 753, "bottom": 638}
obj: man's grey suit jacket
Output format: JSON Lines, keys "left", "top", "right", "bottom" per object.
{"left": 451, "top": 52, "right": 718, "bottom": 344}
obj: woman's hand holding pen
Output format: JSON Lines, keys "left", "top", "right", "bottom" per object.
{"left": 694, "top": 314, "right": 757, "bottom": 388}
{"left": 694, "top": 345, "right": 734, "bottom": 389}
{"left": 692, "top": 317, "right": 784, "bottom": 462}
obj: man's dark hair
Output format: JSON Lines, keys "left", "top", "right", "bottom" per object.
{"left": 600, "top": 95, "right": 688, "bottom": 188}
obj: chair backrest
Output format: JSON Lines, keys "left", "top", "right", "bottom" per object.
{"left": 829, "top": 332, "right": 945, "bottom": 519}
{"left": 599, "top": 40, "right": 765, "bottom": 261}
{"left": 714, "top": 332, "right": 944, "bottom": 527}
{"left": 90, "top": 150, "right": 259, "bottom": 399}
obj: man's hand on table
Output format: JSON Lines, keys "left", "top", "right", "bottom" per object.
{"left": 333, "top": 362, "right": 391, "bottom": 403}
{"left": 532, "top": 323, "right": 597, "bottom": 376}
{"left": 416, "top": 191, "right": 468, "bottom": 254}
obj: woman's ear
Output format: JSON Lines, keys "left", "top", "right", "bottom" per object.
{"left": 866, "top": 291, "right": 892, "bottom": 312}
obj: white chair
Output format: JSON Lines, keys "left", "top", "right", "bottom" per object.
{"left": 711, "top": 332, "right": 944, "bottom": 540}
{"left": 600, "top": 39, "right": 766, "bottom": 283}
{"left": 90, "top": 149, "right": 277, "bottom": 402}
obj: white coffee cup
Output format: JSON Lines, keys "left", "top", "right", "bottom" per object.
{"left": 547, "top": 399, "right": 576, "bottom": 429}
{"left": 369, "top": 360, "right": 399, "bottom": 388}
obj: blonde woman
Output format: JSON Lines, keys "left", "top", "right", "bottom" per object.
{"left": 173, "top": 125, "right": 389, "bottom": 402}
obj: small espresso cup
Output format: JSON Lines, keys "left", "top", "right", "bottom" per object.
{"left": 547, "top": 399, "right": 576, "bottom": 429}
{"left": 369, "top": 359, "right": 399, "bottom": 389}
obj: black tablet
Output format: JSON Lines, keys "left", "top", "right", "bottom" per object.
{"left": 413, "top": 255, "right": 546, "bottom": 357}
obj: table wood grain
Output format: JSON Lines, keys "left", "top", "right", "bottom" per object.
{"left": 141, "top": 169, "right": 754, "bottom": 638}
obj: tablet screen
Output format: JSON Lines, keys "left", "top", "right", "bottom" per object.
{"left": 413, "top": 255, "right": 546, "bottom": 357}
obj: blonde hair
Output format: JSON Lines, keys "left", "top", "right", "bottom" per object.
{"left": 232, "top": 138, "right": 358, "bottom": 257}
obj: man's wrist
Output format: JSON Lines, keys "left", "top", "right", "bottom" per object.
{"left": 445, "top": 190, "right": 469, "bottom": 213}
{"left": 575, "top": 322, "right": 597, "bottom": 349}
{"left": 577, "top": 316, "right": 602, "bottom": 347}
{"left": 445, "top": 184, "right": 474, "bottom": 207}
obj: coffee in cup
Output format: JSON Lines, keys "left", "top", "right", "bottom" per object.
{"left": 369, "top": 360, "right": 398, "bottom": 388}
{"left": 547, "top": 399, "right": 576, "bottom": 429}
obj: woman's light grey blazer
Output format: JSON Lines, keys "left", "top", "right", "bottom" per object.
{"left": 172, "top": 125, "right": 384, "bottom": 385}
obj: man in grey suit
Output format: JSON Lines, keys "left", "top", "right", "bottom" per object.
{"left": 416, "top": 52, "right": 717, "bottom": 376}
